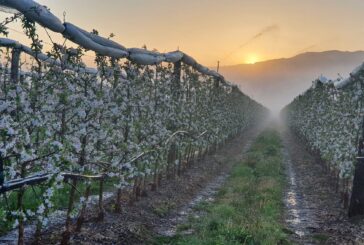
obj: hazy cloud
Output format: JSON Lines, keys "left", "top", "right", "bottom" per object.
{"left": 222, "top": 25, "right": 279, "bottom": 61}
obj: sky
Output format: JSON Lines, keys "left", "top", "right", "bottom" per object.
{"left": 3, "top": 0, "right": 364, "bottom": 67}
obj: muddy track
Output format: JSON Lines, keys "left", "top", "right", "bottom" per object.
{"left": 28, "top": 124, "right": 264, "bottom": 245}
{"left": 280, "top": 124, "right": 364, "bottom": 244}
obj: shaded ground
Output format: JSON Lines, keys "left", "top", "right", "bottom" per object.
{"left": 34, "top": 124, "right": 264, "bottom": 245}
{"left": 280, "top": 123, "right": 364, "bottom": 244}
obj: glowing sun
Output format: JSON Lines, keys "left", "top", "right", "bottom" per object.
{"left": 245, "top": 54, "right": 259, "bottom": 64}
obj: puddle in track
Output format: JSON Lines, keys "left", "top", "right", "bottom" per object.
{"left": 0, "top": 192, "right": 114, "bottom": 245}
{"left": 278, "top": 124, "right": 364, "bottom": 244}
{"left": 280, "top": 129, "right": 320, "bottom": 244}
{"left": 283, "top": 147, "right": 311, "bottom": 237}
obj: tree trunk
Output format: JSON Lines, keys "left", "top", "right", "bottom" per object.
{"left": 75, "top": 185, "right": 91, "bottom": 232}
{"left": 61, "top": 179, "right": 77, "bottom": 245}
{"left": 114, "top": 188, "right": 122, "bottom": 212}
{"left": 98, "top": 179, "right": 105, "bottom": 221}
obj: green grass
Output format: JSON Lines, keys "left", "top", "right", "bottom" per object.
{"left": 154, "top": 129, "right": 290, "bottom": 245}
{"left": 0, "top": 178, "right": 117, "bottom": 235}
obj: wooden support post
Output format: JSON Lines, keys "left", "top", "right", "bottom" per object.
{"left": 17, "top": 189, "right": 24, "bottom": 245}
{"left": 214, "top": 77, "right": 220, "bottom": 89}
{"left": 169, "top": 144, "right": 177, "bottom": 179}
{"left": 348, "top": 155, "right": 364, "bottom": 217}
{"left": 349, "top": 117, "right": 364, "bottom": 217}
{"left": 167, "top": 61, "right": 181, "bottom": 179}
{"left": 114, "top": 188, "right": 122, "bottom": 212}
{"left": 157, "top": 173, "right": 162, "bottom": 187}
{"left": 11, "top": 48, "right": 21, "bottom": 84}
{"left": 75, "top": 185, "right": 91, "bottom": 232}
{"left": 61, "top": 178, "right": 77, "bottom": 245}
{"left": 17, "top": 164, "right": 26, "bottom": 245}
{"left": 0, "top": 152, "right": 3, "bottom": 187}
{"left": 151, "top": 161, "right": 159, "bottom": 191}
{"left": 173, "top": 61, "right": 181, "bottom": 92}
{"left": 135, "top": 177, "right": 141, "bottom": 199}
{"left": 177, "top": 151, "right": 182, "bottom": 177}
{"left": 141, "top": 176, "right": 148, "bottom": 197}
{"left": 97, "top": 179, "right": 105, "bottom": 221}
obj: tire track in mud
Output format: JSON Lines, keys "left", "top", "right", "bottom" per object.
{"left": 279, "top": 123, "right": 364, "bottom": 244}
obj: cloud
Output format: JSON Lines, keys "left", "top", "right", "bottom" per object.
{"left": 251, "top": 25, "right": 280, "bottom": 40}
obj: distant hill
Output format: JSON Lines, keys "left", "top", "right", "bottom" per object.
{"left": 218, "top": 50, "right": 364, "bottom": 113}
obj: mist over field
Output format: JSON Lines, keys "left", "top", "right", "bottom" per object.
{"left": 218, "top": 50, "right": 364, "bottom": 113}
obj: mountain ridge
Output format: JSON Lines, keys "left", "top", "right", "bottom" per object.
{"left": 222, "top": 50, "right": 364, "bottom": 67}
{"left": 217, "top": 50, "right": 364, "bottom": 113}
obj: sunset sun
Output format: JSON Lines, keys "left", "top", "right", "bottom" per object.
{"left": 245, "top": 54, "right": 259, "bottom": 64}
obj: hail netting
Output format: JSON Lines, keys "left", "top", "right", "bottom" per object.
{"left": 0, "top": 0, "right": 65, "bottom": 33}
{"left": 0, "top": 38, "right": 98, "bottom": 74}
{"left": 0, "top": 0, "right": 225, "bottom": 81}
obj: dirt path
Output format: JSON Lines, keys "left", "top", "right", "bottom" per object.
{"left": 279, "top": 123, "right": 364, "bottom": 244}
{"left": 153, "top": 123, "right": 261, "bottom": 238}
{"left": 33, "top": 124, "right": 264, "bottom": 245}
